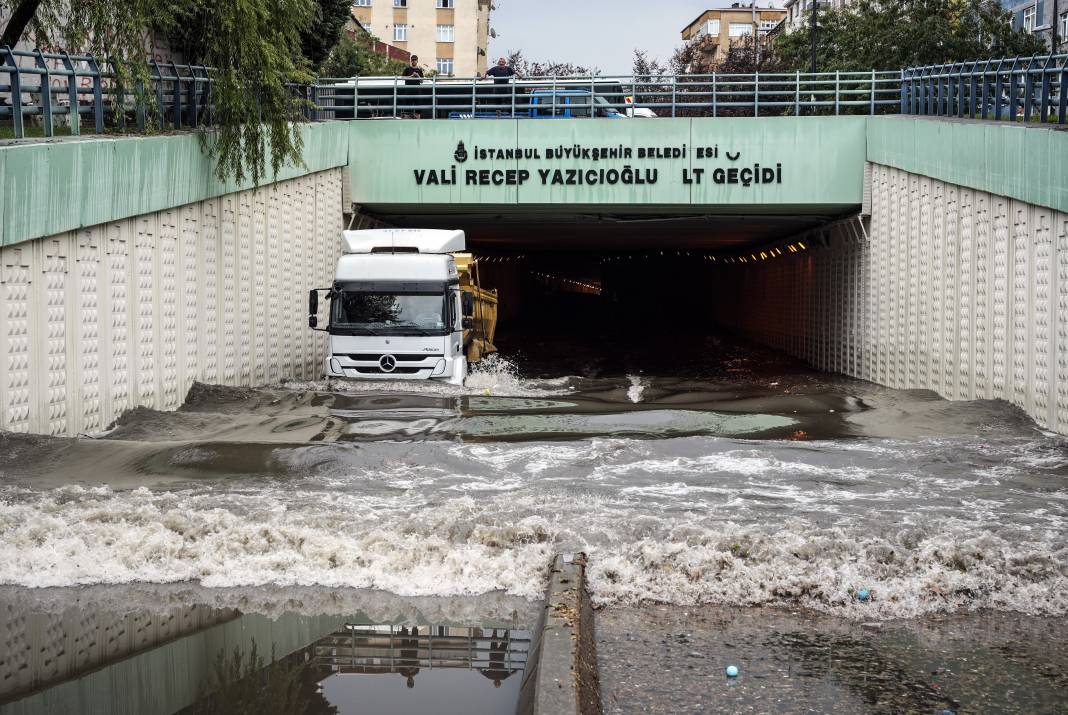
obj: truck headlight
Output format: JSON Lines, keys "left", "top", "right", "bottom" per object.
{"left": 432, "top": 359, "right": 446, "bottom": 376}
{"left": 329, "top": 358, "right": 342, "bottom": 375}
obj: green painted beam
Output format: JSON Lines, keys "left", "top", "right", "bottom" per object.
{"left": 0, "top": 122, "right": 350, "bottom": 247}
{"left": 348, "top": 117, "right": 868, "bottom": 210}
{"left": 866, "top": 116, "right": 1068, "bottom": 214}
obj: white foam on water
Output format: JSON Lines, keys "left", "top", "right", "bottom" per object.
{"left": 1, "top": 469, "right": 1065, "bottom": 621}
{"left": 276, "top": 355, "right": 574, "bottom": 398}
{"left": 626, "top": 375, "right": 645, "bottom": 404}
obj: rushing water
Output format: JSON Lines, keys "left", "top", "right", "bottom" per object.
{"left": 1, "top": 333, "right": 1066, "bottom": 624}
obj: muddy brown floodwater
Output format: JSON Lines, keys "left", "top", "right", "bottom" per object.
{"left": 0, "top": 329, "right": 1066, "bottom": 714}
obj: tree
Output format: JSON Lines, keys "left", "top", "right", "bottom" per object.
{"left": 771, "top": 0, "right": 1046, "bottom": 72}
{"left": 300, "top": 0, "right": 353, "bottom": 70}
{"left": 319, "top": 29, "right": 408, "bottom": 78}
{"left": 1, "top": 0, "right": 314, "bottom": 185}
{"left": 505, "top": 49, "right": 599, "bottom": 77}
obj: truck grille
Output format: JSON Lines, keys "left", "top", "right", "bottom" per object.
{"left": 343, "top": 354, "right": 442, "bottom": 362}
{"left": 353, "top": 366, "right": 423, "bottom": 375}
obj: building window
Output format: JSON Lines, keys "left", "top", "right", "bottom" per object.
{"left": 704, "top": 19, "right": 721, "bottom": 36}
{"left": 1061, "top": 11, "right": 1068, "bottom": 40}
{"left": 436, "top": 58, "right": 454, "bottom": 75}
{"left": 394, "top": 0, "right": 406, "bottom": 6}
{"left": 363, "top": 24, "right": 372, "bottom": 35}
{"left": 393, "top": 24, "right": 408, "bottom": 42}
{"left": 436, "top": 0, "right": 454, "bottom": 7}
{"left": 728, "top": 22, "right": 752, "bottom": 37}
{"left": 1024, "top": 5, "right": 1036, "bottom": 32}
{"left": 437, "top": 24, "right": 455, "bottom": 42}
{"left": 353, "top": 0, "right": 371, "bottom": 6}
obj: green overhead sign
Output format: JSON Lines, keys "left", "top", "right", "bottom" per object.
{"left": 348, "top": 116, "right": 868, "bottom": 207}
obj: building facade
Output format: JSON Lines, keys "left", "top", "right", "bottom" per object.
{"left": 781, "top": 0, "right": 855, "bottom": 30}
{"left": 350, "top": 0, "right": 491, "bottom": 77}
{"left": 681, "top": 2, "right": 788, "bottom": 65}
{"left": 1003, "top": 0, "right": 1068, "bottom": 52}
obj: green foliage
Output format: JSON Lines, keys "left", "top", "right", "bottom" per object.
{"left": 505, "top": 49, "right": 598, "bottom": 77}
{"left": 193, "top": 640, "right": 324, "bottom": 715}
{"left": 772, "top": 0, "right": 1047, "bottom": 72}
{"left": 195, "top": 0, "right": 314, "bottom": 185}
{"left": 1, "top": 0, "right": 315, "bottom": 185}
{"left": 300, "top": 0, "right": 353, "bottom": 69}
{"left": 319, "top": 30, "right": 408, "bottom": 77}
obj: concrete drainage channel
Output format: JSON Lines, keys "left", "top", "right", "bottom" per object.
{"left": 520, "top": 553, "right": 603, "bottom": 715}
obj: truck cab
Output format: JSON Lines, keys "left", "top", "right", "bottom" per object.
{"left": 309, "top": 229, "right": 471, "bottom": 385}
{"left": 527, "top": 88, "right": 626, "bottom": 119}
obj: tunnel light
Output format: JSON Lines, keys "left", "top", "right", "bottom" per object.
{"left": 797, "top": 241, "right": 806, "bottom": 250}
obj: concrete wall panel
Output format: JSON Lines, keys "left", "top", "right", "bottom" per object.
{"left": 0, "top": 123, "right": 350, "bottom": 248}
{"left": 713, "top": 162, "right": 1068, "bottom": 434}
{"left": 0, "top": 168, "right": 341, "bottom": 436}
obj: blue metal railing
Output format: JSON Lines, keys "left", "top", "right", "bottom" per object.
{"left": 901, "top": 54, "right": 1068, "bottom": 124}
{"left": 0, "top": 46, "right": 217, "bottom": 138}
{"left": 4, "top": 49, "right": 1066, "bottom": 139}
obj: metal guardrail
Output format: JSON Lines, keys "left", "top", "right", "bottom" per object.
{"left": 310, "top": 70, "right": 903, "bottom": 120}
{"left": 902, "top": 54, "right": 1068, "bottom": 124}
{"left": 3, "top": 49, "right": 1066, "bottom": 139}
{"left": 313, "top": 623, "right": 532, "bottom": 675}
{"left": 0, "top": 46, "right": 219, "bottom": 138}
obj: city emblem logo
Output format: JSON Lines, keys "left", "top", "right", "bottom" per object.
{"left": 379, "top": 354, "right": 397, "bottom": 373}
{"left": 454, "top": 141, "right": 469, "bottom": 163}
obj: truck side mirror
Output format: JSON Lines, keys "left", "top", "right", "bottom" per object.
{"left": 309, "top": 315, "right": 318, "bottom": 329}
{"left": 461, "top": 292, "right": 475, "bottom": 316}
{"left": 309, "top": 289, "right": 318, "bottom": 315}
{"left": 462, "top": 317, "right": 474, "bottom": 330}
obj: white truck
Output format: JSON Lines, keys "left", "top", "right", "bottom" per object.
{"left": 309, "top": 229, "right": 496, "bottom": 385}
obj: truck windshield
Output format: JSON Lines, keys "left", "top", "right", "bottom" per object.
{"left": 332, "top": 292, "right": 446, "bottom": 332}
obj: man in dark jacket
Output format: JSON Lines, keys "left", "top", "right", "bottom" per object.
{"left": 482, "top": 57, "right": 520, "bottom": 109}
{"left": 401, "top": 55, "right": 425, "bottom": 117}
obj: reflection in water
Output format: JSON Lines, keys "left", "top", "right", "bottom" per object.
{"left": 0, "top": 586, "right": 536, "bottom": 715}
{"left": 312, "top": 624, "right": 530, "bottom": 704}
{"left": 189, "top": 640, "right": 337, "bottom": 715}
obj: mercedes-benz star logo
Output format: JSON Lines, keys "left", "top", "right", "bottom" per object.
{"left": 379, "top": 354, "right": 397, "bottom": 373}
{"left": 454, "top": 140, "right": 468, "bottom": 163}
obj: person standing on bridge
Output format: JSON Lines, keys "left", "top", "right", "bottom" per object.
{"left": 401, "top": 55, "right": 425, "bottom": 118}
{"left": 482, "top": 57, "right": 520, "bottom": 110}
{"left": 483, "top": 57, "right": 520, "bottom": 83}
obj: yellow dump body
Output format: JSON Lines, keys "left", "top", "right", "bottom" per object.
{"left": 454, "top": 253, "right": 499, "bottom": 363}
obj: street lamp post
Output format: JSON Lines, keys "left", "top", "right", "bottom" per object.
{"left": 1054, "top": 0, "right": 1060, "bottom": 51}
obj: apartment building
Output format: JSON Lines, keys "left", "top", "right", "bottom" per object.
{"left": 1003, "top": 0, "right": 1068, "bottom": 51}
{"left": 350, "top": 0, "right": 492, "bottom": 77}
{"left": 781, "top": 0, "right": 854, "bottom": 30}
{"left": 680, "top": 2, "right": 788, "bottom": 65}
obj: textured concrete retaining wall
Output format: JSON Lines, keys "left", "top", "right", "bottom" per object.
{"left": 0, "top": 168, "right": 341, "bottom": 436}
{"left": 0, "top": 599, "right": 238, "bottom": 704}
{"left": 713, "top": 163, "right": 1068, "bottom": 434}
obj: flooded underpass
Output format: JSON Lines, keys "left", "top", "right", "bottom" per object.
{"left": 2, "top": 275, "right": 1068, "bottom": 712}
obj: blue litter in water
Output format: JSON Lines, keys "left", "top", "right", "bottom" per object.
{"left": 857, "top": 588, "right": 870, "bottom": 601}
{"left": 725, "top": 665, "right": 739, "bottom": 677}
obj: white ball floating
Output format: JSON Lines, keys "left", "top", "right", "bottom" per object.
{"left": 725, "top": 665, "right": 739, "bottom": 677}
{"left": 857, "top": 588, "right": 871, "bottom": 602}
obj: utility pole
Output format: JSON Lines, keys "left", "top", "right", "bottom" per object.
{"left": 810, "top": 0, "right": 818, "bottom": 74}
{"left": 752, "top": 1, "right": 760, "bottom": 66}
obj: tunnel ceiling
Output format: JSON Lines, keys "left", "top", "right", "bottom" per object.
{"left": 360, "top": 204, "right": 859, "bottom": 252}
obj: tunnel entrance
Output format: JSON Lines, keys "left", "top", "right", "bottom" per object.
{"left": 355, "top": 204, "right": 850, "bottom": 380}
